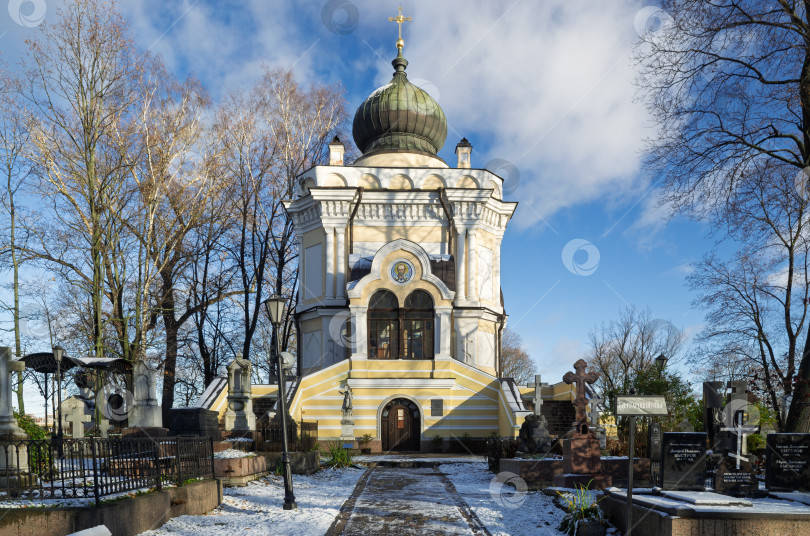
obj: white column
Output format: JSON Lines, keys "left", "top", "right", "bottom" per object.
{"left": 467, "top": 230, "right": 477, "bottom": 301}
{"left": 325, "top": 227, "right": 335, "bottom": 300}
{"left": 455, "top": 229, "right": 466, "bottom": 301}
{"left": 294, "top": 236, "right": 305, "bottom": 311}
{"left": 350, "top": 305, "right": 368, "bottom": 359}
{"left": 494, "top": 237, "right": 502, "bottom": 307}
{"left": 335, "top": 228, "right": 346, "bottom": 299}
{"left": 435, "top": 307, "right": 453, "bottom": 358}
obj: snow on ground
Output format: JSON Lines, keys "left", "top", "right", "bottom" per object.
{"left": 138, "top": 467, "right": 363, "bottom": 536}
{"left": 439, "top": 461, "right": 568, "bottom": 536}
{"left": 354, "top": 454, "right": 486, "bottom": 463}
{"left": 0, "top": 486, "right": 154, "bottom": 509}
{"left": 214, "top": 449, "right": 257, "bottom": 459}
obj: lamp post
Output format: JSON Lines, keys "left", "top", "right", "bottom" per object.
{"left": 626, "top": 387, "right": 636, "bottom": 536}
{"left": 53, "top": 345, "right": 64, "bottom": 457}
{"left": 655, "top": 354, "right": 668, "bottom": 386}
{"left": 655, "top": 354, "right": 668, "bottom": 375}
{"left": 264, "top": 295, "right": 297, "bottom": 510}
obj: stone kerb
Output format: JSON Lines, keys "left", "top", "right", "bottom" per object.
{"left": 0, "top": 479, "right": 223, "bottom": 536}
{"left": 214, "top": 455, "right": 268, "bottom": 486}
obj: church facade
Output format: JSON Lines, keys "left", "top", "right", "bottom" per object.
{"left": 200, "top": 36, "right": 578, "bottom": 451}
{"left": 282, "top": 43, "right": 525, "bottom": 451}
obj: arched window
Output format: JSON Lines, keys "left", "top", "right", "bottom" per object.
{"left": 403, "top": 290, "right": 434, "bottom": 359}
{"left": 368, "top": 289, "right": 435, "bottom": 359}
{"left": 368, "top": 290, "right": 399, "bottom": 359}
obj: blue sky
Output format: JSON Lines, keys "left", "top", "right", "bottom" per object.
{"left": 1, "top": 0, "right": 716, "bottom": 393}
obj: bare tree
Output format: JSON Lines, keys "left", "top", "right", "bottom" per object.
{"left": 217, "top": 68, "right": 348, "bottom": 366}
{"left": 688, "top": 193, "right": 810, "bottom": 430}
{"left": 499, "top": 328, "right": 536, "bottom": 384}
{"left": 0, "top": 71, "right": 33, "bottom": 412}
{"left": 22, "top": 0, "right": 146, "bottom": 358}
{"left": 131, "top": 75, "right": 239, "bottom": 421}
{"left": 254, "top": 68, "right": 348, "bottom": 360}
{"left": 585, "top": 307, "right": 684, "bottom": 408}
{"left": 635, "top": 1, "right": 810, "bottom": 431}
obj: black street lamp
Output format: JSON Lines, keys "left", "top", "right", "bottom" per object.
{"left": 53, "top": 345, "right": 65, "bottom": 457}
{"left": 264, "top": 295, "right": 297, "bottom": 511}
{"left": 655, "top": 354, "right": 668, "bottom": 381}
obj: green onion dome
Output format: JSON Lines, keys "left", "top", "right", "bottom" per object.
{"left": 352, "top": 50, "right": 447, "bottom": 157}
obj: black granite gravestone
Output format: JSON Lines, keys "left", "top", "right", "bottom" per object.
{"left": 660, "top": 432, "right": 707, "bottom": 490}
{"left": 168, "top": 407, "right": 220, "bottom": 440}
{"left": 765, "top": 433, "right": 810, "bottom": 492}
{"left": 704, "top": 380, "right": 748, "bottom": 453}
{"left": 715, "top": 455, "right": 758, "bottom": 496}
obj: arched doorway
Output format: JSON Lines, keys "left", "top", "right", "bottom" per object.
{"left": 380, "top": 398, "right": 421, "bottom": 451}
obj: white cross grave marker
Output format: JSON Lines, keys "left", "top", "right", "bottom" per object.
{"left": 532, "top": 374, "right": 549, "bottom": 416}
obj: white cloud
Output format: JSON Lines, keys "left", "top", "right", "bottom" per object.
{"left": 119, "top": 0, "right": 650, "bottom": 225}
{"left": 623, "top": 187, "right": 675, "bottom": 250}
{"left": 121, "top": 1, "right": 325, "bottom": 99}
{"left": 663, "top": 262, "right": 696, "bottom": 277}
{"left": 390, "top": 0, "right": 650, "bottom": 226}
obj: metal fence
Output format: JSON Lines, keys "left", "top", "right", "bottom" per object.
{"left": 0, "top": 436, "right": 214, "bottom": 506}
{"left": 256, "top": 420, "right": 318, "bottom": 452}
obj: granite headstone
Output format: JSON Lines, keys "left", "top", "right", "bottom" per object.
{"left": 715, "top": 455, "right": 758, "bottom": 496}
{"left": 168, "top": 408, "right": 220, "bottom": 440}
{"left": 660, "top": 432, "right": 707, "bottom": 491}
{"left": 765, "top": 433, "right": 810, "bottom": 492}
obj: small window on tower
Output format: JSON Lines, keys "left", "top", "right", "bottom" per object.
{"left": 431, "top": 399, "right": 443, "bottom": 417}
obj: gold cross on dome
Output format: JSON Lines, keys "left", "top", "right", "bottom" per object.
{"left": 388, "top": 6, "right": 412, "bottom": 50}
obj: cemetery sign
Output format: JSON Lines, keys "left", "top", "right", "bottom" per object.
{"left": 616, "top": 396, "right": 668, "bottom": 416}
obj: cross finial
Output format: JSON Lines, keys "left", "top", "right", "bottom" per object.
{"left": 388, "top": 5, "right": 412, "bottom": 50}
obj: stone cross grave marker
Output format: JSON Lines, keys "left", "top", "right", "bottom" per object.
{"left": 61, "top": 397, "right": 92, "bottom": 438}
{"left": 552, "top": 359, "right": 610, "bottom": 489}
{"left": 563, "top": 359, "right": 599, "bottom": 434}
{"left": 96, "top": 418, "right": 112, "bottom": 438}
{"left": 532, "top": 374, "right": 548, "bottom": 416}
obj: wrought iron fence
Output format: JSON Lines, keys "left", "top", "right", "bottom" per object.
{"left": 0, "top": 436, "right": 214, "bottom": 506}
{"left": 256, "top": 420, "right": 318, "bottom": 452}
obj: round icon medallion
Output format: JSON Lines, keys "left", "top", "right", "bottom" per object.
{"left": 390, "top": 259, "right": 414, "bottom": 285}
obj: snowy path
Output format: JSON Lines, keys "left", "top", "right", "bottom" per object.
{"left": 327, "top": 466, "right": 488, "bottom": 535}
{"left": 440, "top": 462, "right": 570, "bottom": 536}
{"left": 138, "top": 468, "right": 364, "bottom": 536}
{"left": 137, "top": 461, "right": 571, "bottom": 536}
